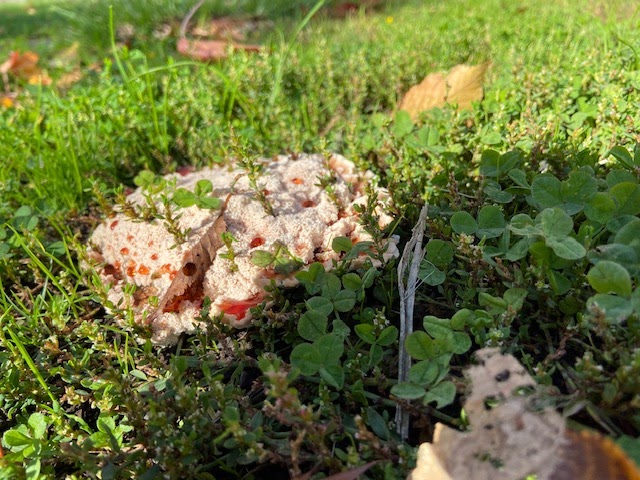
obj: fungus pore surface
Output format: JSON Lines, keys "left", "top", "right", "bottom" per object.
{"left": 87, "top": 153, "right": 398, "bottom": 344}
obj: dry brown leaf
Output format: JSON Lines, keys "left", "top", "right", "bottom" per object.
{"left": 409, "top": 349, "right": 640, "bottom": 480}
{"left": 147, "top": 198, "right": 228, "bottom": 326}
{"left": 399, "top": 63, "right": 488, "bottom": 120}
{"left": 551, "top": 429, "right": 640, "bottom": 480}
{"left": 176, "top": 37, "right": 261, "bottom": 60}
{"left": 56, "top": 68, "right": 84, "bottom": 89}
{"left": 191, "top": 16, "right": 264, "bottom": 41}
{"left": 0, "top": 51, "right": 52, "bottom": 85}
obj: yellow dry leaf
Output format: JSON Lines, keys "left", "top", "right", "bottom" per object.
{"left": 0, "top": 95, "right": 15, "bottom": 108}
{"left": 399, "top": 63, "right": 488, "bottom": 120}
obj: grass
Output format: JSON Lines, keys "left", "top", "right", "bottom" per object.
{"left": 1, "top": 0, "right": 640, "bottom": 477}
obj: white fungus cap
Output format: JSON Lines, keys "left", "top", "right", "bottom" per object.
{"left": 87, "top": 153, "right": 399, "bottom": 344}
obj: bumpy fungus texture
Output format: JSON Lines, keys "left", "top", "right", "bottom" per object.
{"left": 87, "top": 153, "right": 398, "bottom": 344}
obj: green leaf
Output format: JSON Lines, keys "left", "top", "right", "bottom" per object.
{"left": 418, "top": 262, "right": 446, "bottom": 286}
{"left": 3, "top": 429, "right": 32, "bottom": 447}
{"left": 333, "top": 289, "right": 356, "bottom": 312}
{"left": 480, "top": 150, "right": 521, "bottom": 177}
{"left": 319, "top": 365, "right": 344, "bottom": 389}
{"left": 504, "top": 288, "right": 527, "bottom": 310}
{"left": 426, "top": 239, "right": 454, "bottom": 267}
{"left": 195, "top": 196, "right": 221, "bottom": 209}
{"left": 614, "top": 219, "right": 640, "bottom": 255}
{"left": 477, "top": 205, "right": 505, "bottom": 239}
{"left": 332, "top": 319, "right": 351, "bottom": 338}
{"left": 355, "top": 324, "right": 377, "bottom": 344}
{"left": 531, "top": 174, "right": 563, "bottom": 209}
{"left": 133, "top": 170, "right": 156, "bottom": 188}
{"left": 290, "top": 343, "right": 321, "bottom": 375}
{"left": 390, "top": 382, "right": 426, "bottom": 400}
{"left": 321, "top": 273, "right": 342, "bottom": 298}
{"left": 611, "top": 182, "right": 640, "bottom": 216}
{"left": 392, "top": 110, "right": 414, "bottom": 138}
{"left": 315, "top": 334, "right": 344, "bottom": 365}
{"left": 332, "top": 236, "right": 353, "bottom": 253}
{"left": 562, "top": 169, "right": 597, "bottom": 207}
{"left": 451, "top": 309, "right": 473, "bottom": 330}
{"left": 587, "top": 294, "right": 634, "bottom": 324}
{"left": 584, "top": 193, "right": 616, "bottom": 224}
{"left": 306, "top": 296, "right": 334, "bottom": 316}
{"left": 423, "top": 316, "right": 452, "bottom": 340}
{"left": 609, "top": 146, "right": 634, "bottom": 169}
{"left": 424, "top": 380, "right": 456, "bottom": 408}
{"left": 377, "top": 326, "right": 398, "bottom": 346}
{"left": 547, "top": 269, "right": 572, "bottom": 295}
{"left": 194, "top": 179, "right": 213, "bottom": 196}
{"left": 451, "top": 332, "right": 472, "bottom": 354}
{"left": 539, "top": 208, "right": 574, "bottom": 239}
{"left": 546, "top": 236, "right": 586, "bottom": 260}
{"left": 366, "top": 407, "right": 390, "bottom": 440}
{"left": 506, "top": 237, "right": 532, "bottom": 260}
{"left": 172, "top": 188, "right": 197, "bottom": 207}
{"left": 342, "top": 273, "right": 362, "bottom": 291}
{"left": 479, "top": 292, "right": 507, "bottom": 314}
{"left": 587, "top": 261, "right": 632, "bottom": 297}
{"left": 509, "top": 214, "right": 539, "bottom": 236}
{"left": 250, "top": 250, "right": 274, "bottom": 268}
{"left": 405, "top": 331, "right": 436, "bottom": 360}
{"left": 409, "top": 360, "right": 440, "bottom": 386}
{"left": 508, "top": 169, "right": 530, "bottom": 188}
{"left": 450, "top": 211, "right": 478, "bottom": 235}
{"left": 295, "top": 262, "right": 325, "bottom": 295}
{"left": 27, "top": 413, "right": 48, "bottom": 440}
{"left": 298, "top": 310, "right": 329, "bottom": 341}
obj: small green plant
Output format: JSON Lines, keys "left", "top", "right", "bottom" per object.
{"left": 250, "top": 241, "right": 303, "bottom": 275}
{"left": 219, "top": 231, "right": 239, "bottom": 272}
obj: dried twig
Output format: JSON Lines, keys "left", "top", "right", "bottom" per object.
{"left": 395, "top": 204, "right": 429, "bottom": 439}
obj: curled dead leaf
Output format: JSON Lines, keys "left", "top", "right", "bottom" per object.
{"left": 0, "top": 50, "right": 52, "bottom": 85}
{"left": 399, "top": 63, "right": 488, "bottom": 120}
{"left": 409, "top": 349, "right": 640, "bottom": 480}
{"left": 147, "top": 197, "right": 228, "bottom": 326}
{"left": 176, "top": 37, "right": 261, "bottom": 61}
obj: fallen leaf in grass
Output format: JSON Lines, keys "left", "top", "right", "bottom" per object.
{"left": 550, "top": 429, "right": 640, "bottom": 480}
{"left": 176, "top": 38, "right": 261, "bottom": 60}
{"left": 399, "top": 63, "right": 488, "bottom": 120}
{"left": 191, "top": 16, "right": 267, "bottom": 41}
{"left": 56, "top": 68, "right": 84, "bottom": 89}
{"left": 0, "top": 51, "right": 52, "bottom": 85}
{"left": 408, "top": 348, "right": 640, "bottom": 480}
{"left": 147, "top": 197, "right": 228, "bottom": 325}
{"left": 329, "top": 0, "right": 383, "bottom": 18}
{"left": 0, "top": 94, "right": 16, "bottom": 108}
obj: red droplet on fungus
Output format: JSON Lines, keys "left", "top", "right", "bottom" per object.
{"left": 291, "top": 177, "right": 304, "bottom": 185}
{"left": 302, "top": 200, "right": 316, "bottom": 208}
{"left": 110, "top": 220, "right": 119, "bottom": 230}
{"left": 138, "top": 264, "right": 150, "bottom": 275}
{"left": 151, "top": 253, "right": 159, "bottom": 260}
{"left": 126, "top": 235, "right": 134, "bottom": 242}
{"left": 219, "top": 294, "right": 263, "bottom": 319}
{"left": 250, "top": 237, "right": 265, "bottom": 248}
{"left": 120, "top": 247, "right": 130, "bottom": 255}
